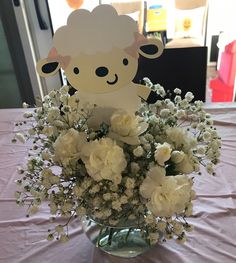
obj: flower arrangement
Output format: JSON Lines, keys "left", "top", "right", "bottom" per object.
{"left": 14, "top": 79, "right": 221, "bottom": 247}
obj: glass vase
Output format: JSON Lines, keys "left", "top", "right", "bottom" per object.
{"left": 82, "top": 216, "right": 154, "bottom": 258}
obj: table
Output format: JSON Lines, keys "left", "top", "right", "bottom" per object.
{"left": 0, "top": 106, "right": 236, "bottom": 263}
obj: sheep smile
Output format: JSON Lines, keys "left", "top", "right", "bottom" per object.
{"left": 107, "top": 74, "right": 118, "bottom": 85}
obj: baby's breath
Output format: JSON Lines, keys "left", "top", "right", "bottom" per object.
{"left": 14, "top": 79, "right": 220, "bottom": 246}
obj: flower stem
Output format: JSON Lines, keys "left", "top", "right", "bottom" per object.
{"left": 108, "top": 227, "right": 114, "bottom": 246}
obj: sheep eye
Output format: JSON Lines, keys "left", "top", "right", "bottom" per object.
{"left": 123, "top": 58, "right": 128, "bottom": 66}
{"left": 73, "top": 67, "right": 79, "bottom": 74}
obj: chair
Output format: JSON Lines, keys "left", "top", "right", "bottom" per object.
{"left": 165, "top": 0, "right": 208, "bottom": 48}
{"left": 110, "top": 0, "right": 145, "bottom": 34}
{"left": 210, "top": 40, "right": 236, "bottom": 102}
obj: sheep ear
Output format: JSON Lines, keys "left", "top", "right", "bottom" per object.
{"left": 36, "top": 58, "right": 60, "bottom": 77}
{"left": 139, "top": 38, "right": 164, "bottom": 59}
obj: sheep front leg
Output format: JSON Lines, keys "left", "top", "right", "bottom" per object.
{"left": 136, "top": 84, "right": 162, "bottom": 104}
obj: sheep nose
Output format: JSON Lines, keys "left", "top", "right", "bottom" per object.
{"left": 95, "top": 66, "right": 109, "bottom": 77}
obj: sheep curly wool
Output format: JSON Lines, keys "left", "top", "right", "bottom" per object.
{"left": 53, "top": 5, "right": 138, "bottom": 56}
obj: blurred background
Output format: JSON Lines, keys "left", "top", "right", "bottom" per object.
{"left": 0, "top": 0, "right": 236, "bottom": 108}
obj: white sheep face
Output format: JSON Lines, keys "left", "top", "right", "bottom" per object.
{"left": 64, "top": 48, "right": 138, "bottom": 94}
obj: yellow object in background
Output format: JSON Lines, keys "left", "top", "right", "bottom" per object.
{"left": 146, "top": 7, "right": 167, "bottom": 32}
{"left": 183, "top": 17, "right": 192, "bottom": 31}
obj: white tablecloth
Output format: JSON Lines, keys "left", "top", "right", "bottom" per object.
{"left": 0, "top": 107, "right": 236, "bottom": 263}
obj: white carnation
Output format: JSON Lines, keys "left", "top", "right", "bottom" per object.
{"left": 166, "top": 127, "right": 197, "bottom": 153}
{"left": 175, "top": 154, "right": 195, "bottom": 174}
{"left": 140, "top": 166, "right": 166, "bottom": 199}
{"left": 154, "top": 142, "right": 172, "bottom": 166}
{"left": 81, "top": 138, "right": 127, "bottom": 184}
{"left": 109, "top": 110, "right": 148, "bottom": 145}
{"left": 53, "top": 128, "right": 86, "bottom": 167}
{"left": 140, "top": 167, "right": 192, "bottom": 217}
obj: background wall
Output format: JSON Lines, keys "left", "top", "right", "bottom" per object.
{"left": 206, "top": 0, "right": 236, "bottom": 64}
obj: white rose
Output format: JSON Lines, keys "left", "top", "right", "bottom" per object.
{"left": 53, "top": 128, "right": 86, "bottom": 167}
{"left": 81, "top": 138, "right": 127, "bottom": 184}
{"left": 140, "top": 167, "right": 192, "bottom": 217}
{"left": 109, "top": 111, "right": 148, "bottom": 145}
{"left": 154, "top": 142, "right": 172, "bottom": 166}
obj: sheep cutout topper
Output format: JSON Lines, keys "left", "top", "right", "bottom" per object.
{"left": 37, "top": 5, "right": 164, "bottom": 126}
